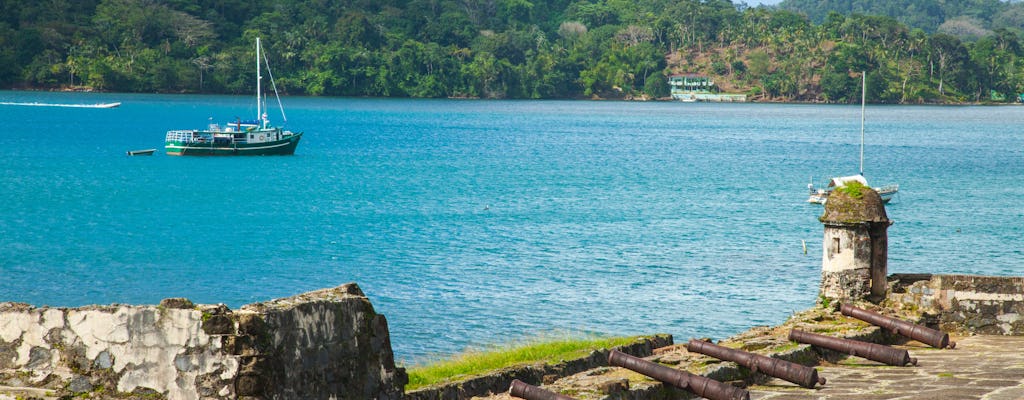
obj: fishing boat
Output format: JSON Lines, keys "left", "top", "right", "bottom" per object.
{"left": 165, "top": 38, "right": 301, "bottom": 156}
{"left": 807, "top": 72, "right": 898, "bottom": 205}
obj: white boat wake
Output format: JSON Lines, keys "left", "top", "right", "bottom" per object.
{"left": 0, "top": 101, "right": 121, "bottom": 108}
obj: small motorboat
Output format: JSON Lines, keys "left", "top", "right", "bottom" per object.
{"left": 127, "top": 149, "right": 156, "bottom": 156}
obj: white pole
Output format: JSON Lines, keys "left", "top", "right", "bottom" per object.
{"left": 256, "top": 37, "right": 262, "bottom": 128}
{"left": 860, "top": 71, "right": 866, "bottom": 176}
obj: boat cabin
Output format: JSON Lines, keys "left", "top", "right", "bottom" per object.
{"left": 165, "top": 125, "right": 285, "bottom": 146}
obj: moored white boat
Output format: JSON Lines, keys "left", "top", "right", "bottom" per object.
{"left": 806, "top": 72, "right": 898, "bottom": 205}
{"left": 808, "top": 175, "right": 898, "bottom": 204}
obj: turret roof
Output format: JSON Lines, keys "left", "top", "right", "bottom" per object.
{"left": 820, "top": 183, "right": 889, "bottom": 224}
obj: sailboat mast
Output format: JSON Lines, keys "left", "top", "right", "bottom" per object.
{"left": 256, "top": 37, "right": 262, "bottom": 128}
{"left": 860, "top": 71, "right": 866, "bottom": 176}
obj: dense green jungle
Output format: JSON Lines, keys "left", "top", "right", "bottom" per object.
{"left": 4, "top": 0, "right": 1024, "bottom": 103}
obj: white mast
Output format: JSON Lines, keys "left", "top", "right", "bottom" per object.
{"left": 860, "top": 71, "right": 866, "bottom": 176}
{"left": 256, "top": 37, "right": 262, "bottom": 128}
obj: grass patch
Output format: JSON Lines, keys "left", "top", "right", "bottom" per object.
{"left": 835, "top": 180, "right": 868, "bottom": 198}
{"left": 767, "top": 342, "right": 801, "bottom": 353}
{"left": 405, "top": 335, "right": 642, "bottom": 390}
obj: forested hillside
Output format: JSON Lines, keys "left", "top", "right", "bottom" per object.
{"left": 2, "top": 0, "right": 1024, "bottom": 103}
{"left": 778, "top": 0, "right": 1024, "bottom": 34}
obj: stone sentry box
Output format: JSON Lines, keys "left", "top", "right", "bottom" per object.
{"left": 819, "top": 186, "right": 892, "bottom": 303}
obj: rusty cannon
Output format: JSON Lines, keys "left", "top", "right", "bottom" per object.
{"left": 840, "top": 303, "right": 955, "bottom": 349}
{"left": 508, "top": 379, "right": 577, "bottom": 400}
{"left": 789, "top": 329, "right": 918, "bottom": 366}
{"left": 607, "top": 349, "right": 750, "bottom": 400}
{"left": 686, "top": 339, "right": 826, "bottom": 389}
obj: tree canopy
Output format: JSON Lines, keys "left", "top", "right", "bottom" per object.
{"left": 3, "top": 0, "right": 1024, "bottom": 103}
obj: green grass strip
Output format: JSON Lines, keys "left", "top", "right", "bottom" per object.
{"left": 405, "top": 335, "right": 642, "bottom": 390}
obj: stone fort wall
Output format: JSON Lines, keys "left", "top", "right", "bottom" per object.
{"left": 888, "top": 274, "right": 1024, "bottom": 336}
{"left": 0, "top": 283, "right": 406, "bottom": 400}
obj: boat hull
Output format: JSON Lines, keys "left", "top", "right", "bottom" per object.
{"left": 166, "top": 132, "right": 302, "bottom": 156}
{"left": 877, "top": 186, "right": 898, "bottom": 203}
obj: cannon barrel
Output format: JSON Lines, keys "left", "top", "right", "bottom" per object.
{"left": 509, "top": 379, "right": 577, "bottom": 400}
{"left": 686, "top": 339, "right": 826, "bottom": 389}
{"left": 608, "top": 350, "right": 750, "bottom": 400}
{"left": 789, "top": 329, "right": 917, "bottom": 366}
{"left": 840, "top": 304, "right": 955, "bottom": 349}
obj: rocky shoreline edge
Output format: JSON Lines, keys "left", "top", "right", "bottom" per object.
{"left": 411, "top": 301, "right": 911, "bottom": 400}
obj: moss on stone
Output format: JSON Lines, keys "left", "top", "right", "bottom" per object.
{"left": 820, "top": 182, "right": 889, "bottom": 225}
{"left": 158, "top": 298, "right": 194, "bottom": 309}
{"left": 767, "top": 342, "right": 801, "bottom": 353}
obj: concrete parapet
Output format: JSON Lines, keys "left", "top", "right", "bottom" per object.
{"left": 0, "top": 283, "right": 406, "bottom": 400}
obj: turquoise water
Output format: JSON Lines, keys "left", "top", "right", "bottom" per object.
{"left": 1, "top": 91, "right": 1022, "bottom": 363}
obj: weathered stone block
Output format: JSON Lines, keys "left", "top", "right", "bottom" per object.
{"left": 160, "top": 298, "right": 195, "bottom": 309}
{"left": 236, "top": 313, "right": 269, "bottom": 337}
{"left": 202, "top": 315, "right": 234, "bottom": 335}
{"left": 237, "top": 355, "right": 269, "bottom": 374}
{"left": 0, "top": 338, "right": 20, "bottom": 370}
{"left": 67, "top": 375, "right": 93, "bottom": 394}
{"left": 235, "top": 373, "right": 266, "bottom": 396}
{"left": 221, "top": 335, "right": 257, "bottom": 356}
{"left": 25, "top": 347, "right": 50, "bottom": 369}
{"left": 93, "top": 350, "right": 112, "bottom": 369}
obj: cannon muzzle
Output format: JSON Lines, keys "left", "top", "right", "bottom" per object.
{"left": 840, "top": 304, "right": 955, "bottom": 349}
{"left": 509, "top": 379, "right": 577, "bottom": 400}
{"left": 789, "top": 329, "right": 917, "bottom": 366}
{"left": 686, "top": 339, "right": 826, "bottom": 388}
{"left": 608, "top": 349, "right": 749, "bottom": 400}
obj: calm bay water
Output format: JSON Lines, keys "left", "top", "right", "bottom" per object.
{"left": 1, "top": 90, "right": 1022, "bottom": 363}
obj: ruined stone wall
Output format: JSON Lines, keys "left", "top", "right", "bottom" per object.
{"left": 0, "top": 283, "right": 406, "bottom": 400}
{"left": 888, "top": 274, "right": 1024, "bottom": 335}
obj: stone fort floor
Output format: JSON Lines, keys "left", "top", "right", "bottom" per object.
{"left": 748, "top": 335, "right": 1024, "bottom": 400}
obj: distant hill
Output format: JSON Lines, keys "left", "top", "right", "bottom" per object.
{"left": 4, "top": 0, "right": 1024, "bottom": 103}
{"left": 777, "top": 0, "right": 1024, "bottom": 35}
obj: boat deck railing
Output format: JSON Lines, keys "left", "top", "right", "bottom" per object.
{"left": 166, "top": 130, "right": 199, "bottom": 143}
{"left": 166, "top": 130, "right": 229, "bottom": 144}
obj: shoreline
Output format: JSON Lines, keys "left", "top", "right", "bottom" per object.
{"left": 4, "top": 86, "right": 1021, "bottom": 106}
